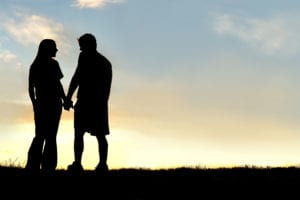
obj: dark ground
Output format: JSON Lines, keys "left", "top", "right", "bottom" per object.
{"left": 1, "top": 166, "right": 300, "bottom": 199}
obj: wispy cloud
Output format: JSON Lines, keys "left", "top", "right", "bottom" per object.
{"left": 0, "top": 50, "right": 16, "bottom": 63}
{"left": 213, "top": 13, "right": 300, "bottom": 56}
{"left": 72, "top": 0, "right": 125, "bottom": 9}
{"left": 0, "top": 12, "right": 71, "bottom": 53}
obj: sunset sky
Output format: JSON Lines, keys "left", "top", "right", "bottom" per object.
{"left": 1, "top": 0, "right": 300, "bottom": 170}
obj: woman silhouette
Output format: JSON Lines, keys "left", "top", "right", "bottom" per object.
{"left": 26, "top": 39, "right": 67, "bottom": 173}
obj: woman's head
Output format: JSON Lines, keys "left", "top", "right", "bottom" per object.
{"left": 37, "top": 39, "right": 58, "bottom": 58}
{"left": 78, "top": 33, "right": 97, "bottom": 52}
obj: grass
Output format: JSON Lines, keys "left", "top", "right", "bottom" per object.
{"left": 0, "top": 164, "right": 299, "bottom": 199}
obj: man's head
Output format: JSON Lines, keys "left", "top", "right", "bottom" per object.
{"left": 78, "top": 33, "right": 97, "bottom": 52}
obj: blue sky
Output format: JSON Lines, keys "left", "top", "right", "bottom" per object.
{"left": 1, "top": 0, "right": 300, "bottom": 170}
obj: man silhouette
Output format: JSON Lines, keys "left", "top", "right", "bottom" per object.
{"left": 64, "top": 33, "right": 112, "bottom": 174}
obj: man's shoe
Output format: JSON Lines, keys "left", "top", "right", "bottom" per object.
{"left": 95, "top": 163, "right": 109, "bottom": 175}
{"left": 67, "top": 162, "right": 84, "bottom": 174}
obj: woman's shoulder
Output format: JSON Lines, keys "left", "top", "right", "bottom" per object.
{"left": 50, "top": 58, "right": 59, "bottom": 65}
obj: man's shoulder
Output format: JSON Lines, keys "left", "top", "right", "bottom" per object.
{"left": 97, "top": 52, "right": 112, "bottom": 66}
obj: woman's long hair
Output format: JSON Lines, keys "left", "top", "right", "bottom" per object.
{"left": 32, "top": 39, "right": 57, "bottom": 65}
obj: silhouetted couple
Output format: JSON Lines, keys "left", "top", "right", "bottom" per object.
{"left": 25, "top": 33, "right": 112, "bottom": 175}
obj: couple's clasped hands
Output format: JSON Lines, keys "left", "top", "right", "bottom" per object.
{"left": 63, "top": 98, "right": 73, "bottom": 111}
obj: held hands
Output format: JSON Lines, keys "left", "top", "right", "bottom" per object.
{"left": 63, "top": 98, "right": 73, "bottom": 111}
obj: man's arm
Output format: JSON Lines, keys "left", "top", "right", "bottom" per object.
{"left": 104, "top": 64, "right": 112, "bottom": 101}
{"left": 63, "top": 64, "right": 80, "bottom": 111}
{"left": 66, "top": 68, "right": 79, "bottom": 100}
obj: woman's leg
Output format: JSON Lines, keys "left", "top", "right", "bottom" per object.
{"left": 26, "top": 135, "right": 44, "bottom": 170}
{"left": 41, "top": 105, "right": 61, "bottom": 172}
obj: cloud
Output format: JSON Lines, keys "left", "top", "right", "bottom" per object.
{"left": 72, "top": 0, "right": 125, "bottom": 9}
{"left": 213, "top": 13, "right": 300, "bottom": 56}
{"left": 1, "top": 12, "right": 71, "bottom": 53}
{"left": 0, "top": 50, "right": 17, "bottom": 63}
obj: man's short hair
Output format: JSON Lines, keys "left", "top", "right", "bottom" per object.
{"left": 78, "top": 33, "right": 97, "bottom": 50}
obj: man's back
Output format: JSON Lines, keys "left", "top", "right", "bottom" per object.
{"left": 77, "top": 51, "right": 112, "bottom": 102}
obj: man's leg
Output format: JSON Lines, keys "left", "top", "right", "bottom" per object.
{"left": 95, "top": 134, "right": 108, "bottom": 172}
{"left": 74, "top": 128, "right": 84, "bottom": 164}
{"left": 68, "top": 128, "right": 84, "bottom": 172}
